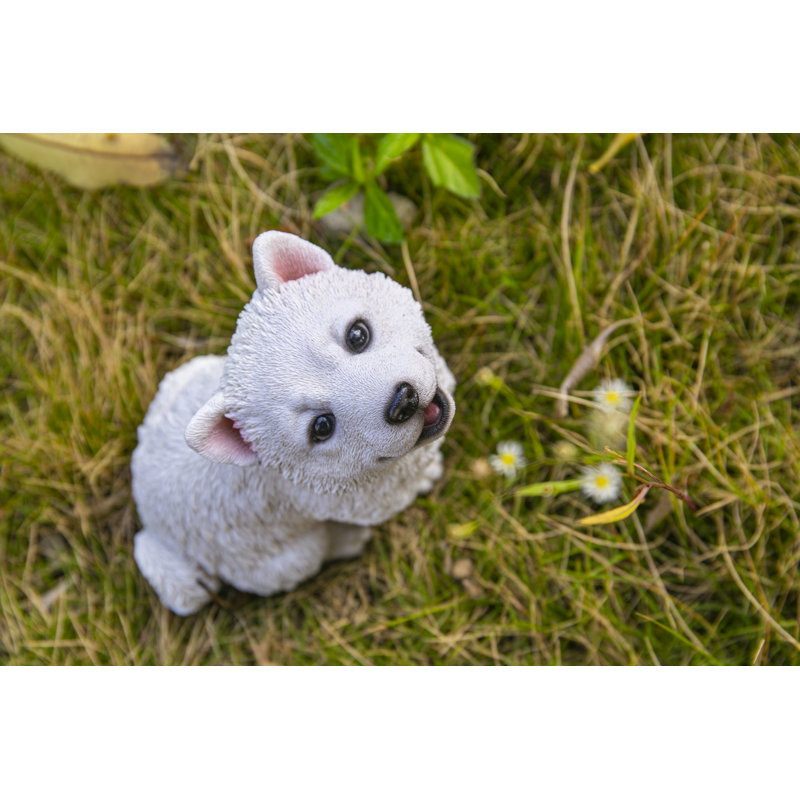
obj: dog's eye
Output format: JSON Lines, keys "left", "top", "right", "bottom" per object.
{"left": 310, "top": 413, "right": 335, "bottom": 443}
{"left": 346, "top": 320, "right": 371, "bottom": 353}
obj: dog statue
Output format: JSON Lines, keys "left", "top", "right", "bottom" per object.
{"left": 131, "top": 231, "right": 456, "bottom": 614}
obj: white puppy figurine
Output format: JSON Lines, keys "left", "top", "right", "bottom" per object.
{"left": 132, "top": 231, "right": 456, "bottom": 614}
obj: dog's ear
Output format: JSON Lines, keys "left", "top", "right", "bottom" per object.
{"left": 185, "top": 391, "right": 258, "bottom": 466}
{"left": 252, "top": 231, "right": 335, "bottom": 291}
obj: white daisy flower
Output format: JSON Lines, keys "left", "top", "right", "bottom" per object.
{"left": 488, "top": 441, "right": 526, "bottom": 480}
{"left": 593, "top": 379, "right": 634, "bottom": 414}
{"left": 580, "top": 463, "right": 623, "bottom": 504}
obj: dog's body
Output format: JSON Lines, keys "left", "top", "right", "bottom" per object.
{"left": 131, "top": 231, "right": 455, "bottom": 614}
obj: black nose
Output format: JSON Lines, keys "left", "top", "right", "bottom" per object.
{"left": 386, "top": 383, "right": 419, "bottom": 424}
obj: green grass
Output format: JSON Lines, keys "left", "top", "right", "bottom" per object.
{"left": 2, "top": 133, "right": 800, "bottom": 665}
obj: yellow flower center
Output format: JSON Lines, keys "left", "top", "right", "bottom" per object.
{"left": 501, "top": 452, "right": 516, "bottom": 466}
{"left": 595, "top": 475, "right": 609, "bottom": 488}
{"left": 605, "top": 391, "right": 620, "bottom": 405}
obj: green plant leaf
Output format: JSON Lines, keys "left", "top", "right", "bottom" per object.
{"left": 374, "top": 133, "right": 420, "bottom": 176}
{"left": 516, "top": 478, "right": 582, "bottom": 498}
{"left": 364, "top": 180, "right": 404, "bottom": 243}
{"left": 309, "top": 133, "right": 354, "bottom": 178}
{"left": 351, "top": 137, "right": 365, "bottom": 184}
{"left": 312, "top": 181, "right": 360, "bottom": 219}
{"left": 422, "top": 134, "right": 481, "bottom": 199}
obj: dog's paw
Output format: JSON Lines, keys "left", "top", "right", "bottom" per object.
{"left": 326, "top": 523, "right": 373, "bottom": 561}
{"left": 134, "top": 529, "right": 220, "bottom": 615}
{"left": 414, "top": 452, "right": 445, "bottom": 495}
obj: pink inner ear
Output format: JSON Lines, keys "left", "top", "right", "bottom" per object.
{"left": 253, "top": 231, "right": 335, "bottom": 290}
{"left": 272, "top": 241, "right": 332, "bottom": 283}
{"left": 207, "top": 415, "right": 257, "bottom": 465}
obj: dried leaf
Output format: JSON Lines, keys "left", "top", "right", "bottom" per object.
{"left": 580, "top": 484, "right": 649, "bottom": 525}
{"left": 40, "top": 580, "right": 68, "bottom": 613}
{"left": 555, "top": 319, "right": 632, "bottom": 417}
{"left": 0, "top": 133, "right": 176, "bottom": 189}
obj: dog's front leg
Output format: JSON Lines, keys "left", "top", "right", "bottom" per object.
{"left": 325, "top": 522, "right": 374, "bottom": 561}
{"left": 413, "top": 445, "right": 446, "bottom": 495}
{"left": 133, "top": 528, "right": 221, "bottom": 615}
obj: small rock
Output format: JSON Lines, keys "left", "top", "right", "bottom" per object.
{"left": 451, "top": 558, "right": 474, "bottom": 580}
{"left": 471, "top": 457, "right": 492, "bottom": 480}
{"left": 317, "top": 191, "right": 417, "bottom": 235}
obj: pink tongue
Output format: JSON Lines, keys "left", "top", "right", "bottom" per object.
{"left": 423, "top": 400, "right": 442, "bottom": 427}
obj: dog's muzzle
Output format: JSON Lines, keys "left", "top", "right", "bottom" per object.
{"left": 416, "top": 389, "right": 449, "bottom": 443}
{"left": 386, "top": 383, "right": 419, "bottom": 424}
{"left": 385, "top": 383, "right": 450, "bottom": 445}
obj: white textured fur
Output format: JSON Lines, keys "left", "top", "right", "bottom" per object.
{"left": 131, "top": 231, "right": 456, "bottom": 615}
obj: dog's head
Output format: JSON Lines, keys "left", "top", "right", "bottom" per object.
{"left": 185, "top": 231, "right": 455, "bottom": 492}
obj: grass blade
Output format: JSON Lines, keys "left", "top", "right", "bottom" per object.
{"left": 626, "top": 394, "right": 642, "bottom": 476}
{"left": 588, "top": 133, "right": 639, "bottom": 174}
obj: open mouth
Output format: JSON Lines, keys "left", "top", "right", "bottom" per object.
{"left": 416, "top": 389, "right": 450, "bottom": 445}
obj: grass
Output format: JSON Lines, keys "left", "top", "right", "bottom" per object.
{"left": 2, "top": 132, "right": 800, "bottom": 665}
